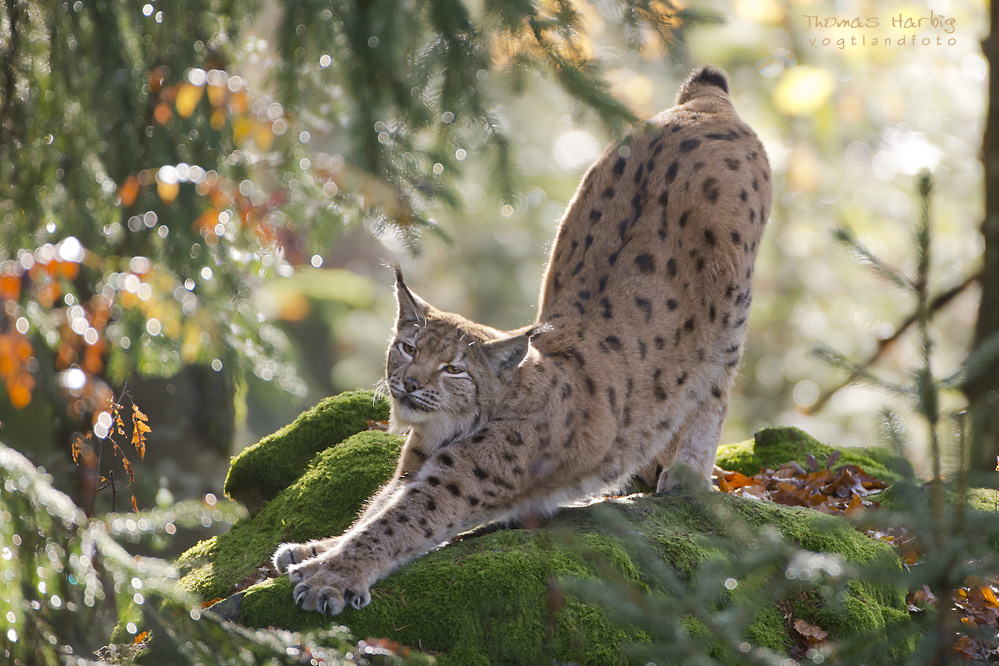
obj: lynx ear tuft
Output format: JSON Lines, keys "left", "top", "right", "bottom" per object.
{"left": 389, "top": 263, "right": 429, "bottom": 327}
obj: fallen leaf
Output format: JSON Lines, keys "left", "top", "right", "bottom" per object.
{"left": 793, "top": 618, "right": 829, "bottom": 643}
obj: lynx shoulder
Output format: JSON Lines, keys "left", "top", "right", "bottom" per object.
{"left": 273, "top": 65, "right": 772, "bottom": 616}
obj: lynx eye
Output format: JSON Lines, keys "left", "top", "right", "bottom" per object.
{"left": 398, "top": 342, "right": 416, "bottom": 355}
{"left": 442, "top": 364, "right": 463, "bottom": 375}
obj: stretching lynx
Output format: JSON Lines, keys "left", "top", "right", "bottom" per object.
{"left": 274, "top": 65, "right": 771, "bottom": 616}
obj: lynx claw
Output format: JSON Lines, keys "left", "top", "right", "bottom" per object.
{"left": 274, "top": 539, "right": 338, "bottom": 573}
{"left": 293, "top": 581, "right": 345, "bottom": 615}
{"left": 273, "top": 543, "right": 311, "bottom": 574}
{"left": 343, "top": 587, "right": 371, "bottom": 610}
{"left": 286, "top": 558, "right": 372, "bottom": 616}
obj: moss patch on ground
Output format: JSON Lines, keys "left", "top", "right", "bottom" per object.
{"left": 716, "top": 426, "right": 914, "bottom": 484}
{"left": 223, "top": 390, "right": 389, "bottom": 511}
{"left": 180, "top": 398, "right": 918, "bottom": 665}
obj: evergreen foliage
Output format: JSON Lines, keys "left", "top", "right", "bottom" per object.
{"left": 0, "top": 0, "right": 715, "bottom": 468}
{"left": 814, "top": 171, "right": 999, "bottom": 662}
{"left": 0, "top": 441, "right": 432, "bottom": 665}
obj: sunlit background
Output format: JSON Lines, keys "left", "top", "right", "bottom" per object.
{"left": 0, "top": 0, "right": 988, "bottom": 518}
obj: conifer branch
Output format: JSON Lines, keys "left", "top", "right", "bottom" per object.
{"left": 940, "top": 330, "right": 999, "bottom": 389}
{"left": 808, "top": 270, "right": 981, "bottom": 414}
{"left": 832, "top": 225, "right": 913, "bottom": 292}
{"left": 810, "top": 344, "right": 914, "bottom": 400}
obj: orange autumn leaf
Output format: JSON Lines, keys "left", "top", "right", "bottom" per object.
{"left": 157, "top": 179, "right": 179, "bottom": 205}
{"left": 130, "top": 494, "right": 139, "bottom": 513}
{"left": 149, "top": 67, "right": 166, "bottom": 93}
{"left": 132, "top": 404, "right": 151, "bottom": 459}
{"left": 196, "top": 208, "right": 221, "bottom": 234}
{"left": 844, "top": 493, "right": 865, "bottom": 517}
{"left": 0, "top": 274, "right": 20, "bottom": 300}
{"left": 55, "top": 343, "right": 75, "bottom": 370}
{"left": 56, "top": 260, "right": 79, "bottom": 280}
{"left": 210, "top": 108, "right": 226, "bottom": 130}
{"left": 83, "top": 341, "right": 105, "bottom": 374}
{"left": 71, "top": 435, "right": 83, "bottom": 464}
{"left": 207, "top": 82, "right": 227, "bottom": 108}
{"left": 121, "top": 454, "right": 134, "bottom": 484}
{"left": 154, "top": 102, "right": 172, "bottom": 125}
{"left": 8, "top": 383, "right": 31, "bottom": 408}
{"left": 37, "top": 280, "right": 61, "bottom": 307}
{"left": 228, "top": 89, "right": 249, "bottom": 114}
{"left": 134, "top": 631, "right": 149, "bottom": 644}
{"left": 119, "top": 175, "right": 141, "bottom": 207}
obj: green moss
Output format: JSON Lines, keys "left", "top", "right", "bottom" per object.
{"left": 968, "top": 487, "right": 999, "bottom": 514}
{"left": 182, "top": 394, "right": 914, "bottom": 665}
{"left": 225, "top": 492, "right": 909, "bottom": 665}
{"left": 223, "top": 390, "right": 390, "bottom": 510}
{"left": 179, "top": 430, "right": 403, "bottom": 602}
{"left": 716, "top": 426, "right": 913, "bottom": 484}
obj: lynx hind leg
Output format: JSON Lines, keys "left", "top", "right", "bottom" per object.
{"left": 656, "top": 397, "right": 728, "bottom": 493}
{"left": 273, "top": 538, "right": 338, "bottom": 574}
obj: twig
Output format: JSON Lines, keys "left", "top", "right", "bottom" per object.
{"left": 91, "top": 381, "right": 129, "bottom": 513}
{"left": 807, "top": 270, "right": 981, "bottom": 414}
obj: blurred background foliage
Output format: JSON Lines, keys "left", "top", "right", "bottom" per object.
{"left": 0, "top": 0, "right": 991, "bottom": 516}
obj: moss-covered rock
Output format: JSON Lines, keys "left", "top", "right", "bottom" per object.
{"left": 716, "top": 426, "right": 914, "bottom": 484}
{"left": 180, "top": 429, "right": 403, "bottom": 602}
{"left": 223, "top": 390, "right": 390, "bottom": 511}
{"left": 181, "top": 400, "right": 916, "bottom": 664}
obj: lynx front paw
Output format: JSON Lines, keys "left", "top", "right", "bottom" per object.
{"left": 272, "top": 539, "right": 336, "bottom": 574}
{"left": 287, "top": 558, "right": 372, "bottom": 616}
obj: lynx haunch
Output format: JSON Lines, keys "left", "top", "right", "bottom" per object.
{"left": 274, "top": 65, "right": 772, "bottom": 616}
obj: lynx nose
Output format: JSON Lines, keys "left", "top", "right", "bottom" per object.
{"left": 403, "top": 377, "right": 421, "bottom": 393}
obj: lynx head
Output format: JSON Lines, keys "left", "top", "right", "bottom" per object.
{"left": 384, "top": 267, "right": 538, "bottom": 450}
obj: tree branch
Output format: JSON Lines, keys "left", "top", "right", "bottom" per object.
{"left": 807, "top": 271, "right": 981, "bottom": 414}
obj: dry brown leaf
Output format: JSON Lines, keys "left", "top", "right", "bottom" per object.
{"left": 71, "top": 435, "right": 83, "bottom": 464}
{"left": 132, "top": 403, "right": 151, "bottom": 458}
{"left": 793, "top": 618, "right": 829, "bottom": 643}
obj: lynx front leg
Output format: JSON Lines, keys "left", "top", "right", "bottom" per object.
{"left": 274, "top": 447, "right": 426, "bottom": 573}
{"left": 285, "top": 440, "right": 522, "bottom": 615}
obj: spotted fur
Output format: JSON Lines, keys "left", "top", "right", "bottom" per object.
{"left": 274, "top": 65, "right": 772, "bottom": 616}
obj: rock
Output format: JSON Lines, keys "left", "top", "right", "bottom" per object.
{"left": 716, "top": 426, "right": 914, "bottom": 483}
{"left": 179, "top": 393, "right": 915, "bottom": 665}
{"left": 179, "top": 428, "right": 403, "bottom": 604}
{"left": 222, "top": 390, "right": 390, "bottom": 511}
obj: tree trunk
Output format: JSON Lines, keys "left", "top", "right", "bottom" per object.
{"left": 966, "top": 0, "right": 999, "bottom": 481}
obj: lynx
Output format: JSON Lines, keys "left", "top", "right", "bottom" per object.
{"left": 274, "top": 65, "right": 772, "bottom": 616}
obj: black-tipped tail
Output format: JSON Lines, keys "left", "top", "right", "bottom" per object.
{"left": 690, "top": 65, "right": 729, "bottom": 93}
{"left": 675, "top": 65, "right": 730, "bottom": 104}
